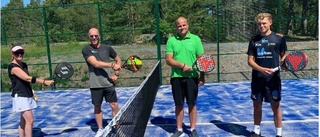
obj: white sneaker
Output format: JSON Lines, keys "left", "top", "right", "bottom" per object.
{"left": 95, "top": 128, "right": 104, "bottom": 137}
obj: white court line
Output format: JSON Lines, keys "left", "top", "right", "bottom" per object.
{"left": 2, "top": 119, "right": 318, "bottom": 132}
{"left": 146, "top": 118, "right": 319, "bottom": 126}
{"left": 1, "top": 126, "right": 92, "bottom": 132}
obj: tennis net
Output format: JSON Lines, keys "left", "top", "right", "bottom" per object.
{"left": 101, "top": 61, "right": 161, "bottom": 137}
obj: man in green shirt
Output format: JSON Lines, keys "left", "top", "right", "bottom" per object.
{"left": 165, "top": 16, "right": 205, "bottom": 137}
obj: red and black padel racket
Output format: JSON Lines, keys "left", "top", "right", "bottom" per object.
{"left": 192, "top": 54, "right": 216, "bottom": 73}
{"left": 272, "top": 50, "right": 308, "bottom": 72}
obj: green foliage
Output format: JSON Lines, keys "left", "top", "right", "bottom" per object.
{"left": 1, "top": 0, "right": 318, "bottom": 45}
{"left": 1, "top": 46, "right": 12, "bottom": 66}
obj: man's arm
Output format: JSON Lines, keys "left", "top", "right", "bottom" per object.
{"left": 248, "top": 55, "right": 262, "bottom": 72}
{"left": 113, "top": 55, "right": 122, "bottom": 66}
{"left": 280, "top": 52, "right": 287, "bottom": 62}
{"left": 248, "top": 55, "right": 274, "bottom": 76}
{"left": 86, "top": 56, "right": 115, "bottom": 69}
{"left": 113, "top": 55, "right": 121, "bottom": 75}
{"left": 165, "top": 54, "right": 186, "bottom": 69}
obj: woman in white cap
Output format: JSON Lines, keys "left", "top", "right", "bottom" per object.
{"left": 8, "top": 45, "right": 54, "bottom": 137}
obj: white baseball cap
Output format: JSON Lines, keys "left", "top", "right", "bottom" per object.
{"left": 11, "top": 46, "right": 24, "bottom": 52}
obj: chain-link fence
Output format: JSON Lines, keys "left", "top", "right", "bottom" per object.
{"left": 1, "top": 0, "right": 318, "bottom": 91}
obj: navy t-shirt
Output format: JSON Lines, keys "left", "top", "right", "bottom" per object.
{"left": 247, "top": 32, "right": 287, "bottom": 78}
{"left": 8, "top": 62, "right": 33, "bottom": 97}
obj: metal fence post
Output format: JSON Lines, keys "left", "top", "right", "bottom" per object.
{"left": 42, "top": 7, "right": 53, "bottom": 89}
{"left": 154, "top": 0, "right": 162, "bottom": 85}
{"left": 216, "top": 0, "right": 221, "bottom": 82}
{"left": 1, "top": 17, "right": 8, "bottom": 46}
{"left": 276, "top": 0, "right": 281, "bottom": 32}
{"left": 97, "top": 2, "right": 103, "bottom": 43}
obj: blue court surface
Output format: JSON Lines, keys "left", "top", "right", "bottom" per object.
{"left": 1, "top": 78, "right": 318, "bottom": 137}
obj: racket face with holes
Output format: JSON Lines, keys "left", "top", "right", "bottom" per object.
{"left": 284, "top": 50, "right": 308, "bottom": 71}
{"left": 121, "top": 55, "right": 143, "bottom": 73}
{"left": 55, "top": 62, "right": 74, "bottom": 79}
{"left": 193, "top": 54, "right": 215, "bottom": 72}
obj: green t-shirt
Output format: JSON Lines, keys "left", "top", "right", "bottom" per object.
{"left": 165, "top": 32, "right": 204, "bottom": 78}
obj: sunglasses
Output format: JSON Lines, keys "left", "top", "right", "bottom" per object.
{"left": 14, "top": 52, "right": 25, "bottom": 56}
{"left": 89, "top": 35, "right": 99, "bottom": 39}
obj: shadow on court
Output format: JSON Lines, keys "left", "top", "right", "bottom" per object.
{"left": 1, "top": 79, "right": 317, "bottom": 136}
{"left": 150, "top": 117, "right": 191, "bottom": 134}
{"left": 210, "top": 120, "right": 252, "bottom": 137}
{"left": 33, "top": 127, "right": 78, "bottom": 137}
{"left": 85, "top": 118, "right": 111, "bottom": 132}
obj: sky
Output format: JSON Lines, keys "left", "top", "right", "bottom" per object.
{"left": 1, "top": 0, "right": 30, "bottom": 8}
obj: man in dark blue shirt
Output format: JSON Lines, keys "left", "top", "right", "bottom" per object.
{"left": 247, "top": 13, "right": 287, "bottom": 137}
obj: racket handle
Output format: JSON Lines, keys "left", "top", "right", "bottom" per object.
{"left": 32, "top": 90, "right": 38, "bottom": 101}
{"left": 272, "top": 66, "right": 280, "bottom": 72}
{"left": 129, "top": 57, "right": 138, "bottom": 72}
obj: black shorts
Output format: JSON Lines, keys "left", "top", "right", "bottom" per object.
{"left": 251, "top": 75, "right": 281, "bottom": 103}
{"left": 170, "top": 78, "right": 198, "bottom": 106}
{"left": 90, "top": 86, "right": 118, "bottom": 105}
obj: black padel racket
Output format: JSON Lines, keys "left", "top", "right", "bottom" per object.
{"left": 53, "top": 62, "right": 74, "bottom": 89}
{"left": 121, "top": 55, "right": 143, "bottom": 73}
{"left": 192, "top": 54, "right": 215, "bottom": 73}
{"left": 272, "top": 50, "right": 308, "bottom": 72}
{"left": 54, "top": 62, "right": 74, "bottom": 79}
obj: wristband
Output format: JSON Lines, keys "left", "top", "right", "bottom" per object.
{"left": 31, "top": 77, "right": 36, "bottom": 83}
{"left": 181, "top": 64, "right": 186, "bottom": 69}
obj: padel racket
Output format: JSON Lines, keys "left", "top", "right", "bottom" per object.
{"left": 32, "top": 89, "right": 38, "bottom": 101}
{"left": 53, "top": 62, "right": 74, "bottom": 89}
{"left": 192, "top": 54, "right": 215, "bottom": 73}
{"left": 272, "top": 50, "right": 308, "bottom": 72}
{"left": 121, "top": 55, "right": 143, "bottom": 73}
{"left": 54, "top": 62, "right": 74, "bottom": 79}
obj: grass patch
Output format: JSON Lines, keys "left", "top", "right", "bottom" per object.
{"left": 1, "top": 41, "right": 317, "bottom": 92}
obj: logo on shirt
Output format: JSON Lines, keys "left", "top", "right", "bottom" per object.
{"left": 186, "top": 42, "right": 193, "bottom": 46}
{"left": 261, "top": 38, "right": 268, "bottom": 43}
{"left": 91, "top": 50, "right": 97, "bottom": 53}
{"left": 257, "top": 48, "right": 272, "bottom": 58}
{"left": 257, "top": 48, "right": 265, "bottom": 56}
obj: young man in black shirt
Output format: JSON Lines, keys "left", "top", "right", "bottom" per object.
{"left": 247, "top": 13, "right": 287, "bottom": 137}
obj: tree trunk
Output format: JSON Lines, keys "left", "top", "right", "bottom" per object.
{"left": 285, "top": 0, "right": 294, "bottom": 36}
{"left": 299, "top": 0, "right": 309, "bottom": 35}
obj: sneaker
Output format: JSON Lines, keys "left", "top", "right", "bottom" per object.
{"left": 189, "top": 129, "right": 199, "bottom": 137}
{"left": 250, "top": 131, "right": 261, "bottom": 137}
{"left": 171, "top": 130, "right": 184, "bottom": 137}
{"left": 95, "top": 128, "right": 103, "bottom": 137}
